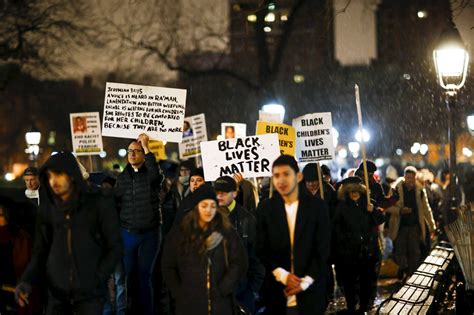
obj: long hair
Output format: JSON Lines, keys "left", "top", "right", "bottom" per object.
{"left": 179, "top": 205, "right": 232, "bottom": 256}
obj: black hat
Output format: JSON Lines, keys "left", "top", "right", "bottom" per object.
{"left": 23, "top": 166, "right": 39, "bottom": 176}
{"left": 320, "top": 164, "right": 331, "bottom": 176}
{"left": 357, "top": 160, "right": 377, "bottom": 174}
{"left": 190, "top": 167, "right": 204, "bottom": 179}
{"left": 179, "top": 160, "right": 195, "bottom": 171}
{"left": 214, "top": 176, "right": 237, "bottom": 192}
{"left": 302, "top": 163, "right": 320, "bottom": 181}
{"left": 192, "top": 183, "right": 218, "bottom": 206}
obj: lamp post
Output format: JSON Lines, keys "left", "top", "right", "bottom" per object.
{"left": 433, "top": 20, "right": 469, "bottom": 211}
{"left": 25, "top": 124, "right": 42, "bottom": 165}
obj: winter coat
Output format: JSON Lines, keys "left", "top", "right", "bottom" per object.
{"left": 161, "top": 225, "right": 248, "bottom": 315}
{"left": 332, "top": 183, "right": 385, "bottom": 261}
{"left": 21, "top": 152, "right": 122, "bottom": 302}
{"left": 228, "top": 203, "right": 265, "bottom": 294}
{"left": 256, "top": 192, "right": 330, "bottom": 315}
{"left": 386, "top": 178, "right": 436, "bottom": 242}
{"left": 116, "top": 153, "right": 164, "bottom": 231}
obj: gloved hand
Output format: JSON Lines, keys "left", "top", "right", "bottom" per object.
{"left": 15, "top": 282, "right": 32, "bottom": 307}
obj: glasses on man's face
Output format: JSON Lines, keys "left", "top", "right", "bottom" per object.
{"left": 127, "top": 149, "right": 144, "bottom": 155}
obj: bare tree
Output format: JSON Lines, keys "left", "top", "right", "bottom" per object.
{"left": 0, "top": 0, "right": 100, "bottom": 77}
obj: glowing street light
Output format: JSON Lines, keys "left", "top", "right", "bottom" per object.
{"left": 355, "top": 129, "right": 370, "bottom": 143}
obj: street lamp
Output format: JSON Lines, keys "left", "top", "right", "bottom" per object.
{"left": 25, "top": 124, "right": 42, "bottom": 164}
{"left": 433, "top": 20, "right": 469, "bottom": 211}
{"left": 467, "top": 115, "right": 474, "bottom": 135}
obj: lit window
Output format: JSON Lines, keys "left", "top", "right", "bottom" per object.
{"left": 265, "top": 12, "right": 276, "bottom": 22}
{"left": 293, "top": 74, "right": 305, "bottom": 83}
{"left": 264, "top": 26, "right": 272, "bottom": 33}
{"left": 280, "top": 14, "right": 288, "bottom": 21}
{"left": 417, "top": 10, "right": 428, "bottom": 18}
{"left": 247, "top": 14, "right": 257, "bottom": 22}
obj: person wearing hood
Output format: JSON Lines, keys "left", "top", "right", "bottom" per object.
{"left": 170, "top": 160, "right": 195, "bottom": 210}
{"left": 15, "top": 151, "right": 122, "bottom": 315}
{"left": 161, "top": 184, "right": 248, "bottom": 315}
{"left": 173, "top": 167, "right": 206, "bottom": 225}
{"left": 115, "top": 133, "right": 164, "bottom": 315}
{"left": 332, "top": 177, "right": 385, "bottom": 314}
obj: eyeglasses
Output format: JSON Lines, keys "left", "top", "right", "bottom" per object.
{"left": 127, "top": 149, "right": 144, "bottom": 154}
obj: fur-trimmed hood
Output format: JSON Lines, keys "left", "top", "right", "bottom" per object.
{"left": 337, "top": 182, "right": 367, "bottom": 201}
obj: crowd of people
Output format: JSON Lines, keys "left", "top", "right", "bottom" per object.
{"left": 0, "top": 132, "right": 463, "bottom": 315}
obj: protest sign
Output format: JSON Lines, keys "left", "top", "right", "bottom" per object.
{"left": 149, "top": 140, "right": 167, "bottom": 161}
{"left": 259, "top": 110, "right": 283, "bottom": 124}
{"left": 70, "top": 112, "right": 103, "bottom": 156}
{"left": 221, "top": 123, "right": 246, "bottom": 139}
{"left": 102, "top": 82, "right": 186, "bottom": 142}
{"left": 256, "top": 121, "right": 296, "bottom": 156}
{"left": 179, "top": 114, "right": 208, "bottom": 159}
{"left": 292, "top": 112, "right": 335, "bottom": 163}
{"left": 200, "top": 133, "right": 280, "bottom": 181}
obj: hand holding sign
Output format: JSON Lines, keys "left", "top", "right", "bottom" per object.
{"left": 137, "top": 133, "right": 150, "bottom": 154}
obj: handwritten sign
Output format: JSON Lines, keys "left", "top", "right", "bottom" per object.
{"left": 70, "top": 112, "right": 103, "bottom": 155}
{"left": 200, "top": 134, "right": 280, "bottom": 181}
{"left": 256, "top": 121, "right": 296, "bottom": 156}
{"left": 221, "top": 122, "right": 246, "bottom": 139}
{"left": 149, "top": 140, "right": 167, "bottom": 161}
{"left": 179, "top": 113, "right": 208, "bottom": 159}
{"left": 102, "top": 82, "right": 186, "bottom": 142}
{"left": 292, "top": 112, "right": 335, "bottom": 163}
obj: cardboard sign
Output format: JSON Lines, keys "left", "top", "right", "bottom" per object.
{"left": 70, "top": 112, "right": 103, "bottom": 155}
{"left": 292, "top": 112, "right": 335, "bottom": 163}
{"left": 102, "top": 82, "right": 186, "bottom": 143}
{"left": 149, "top": 140, "right": 167, "bottom": 161}
{"left": 221, "top": 123, "right": 246, "bottom": 139}
{"left": 179, "top": 114, "right": 208, "bottom": 159}
{"left": 259, "top": 110, "right": 283, "bottom": 124}
{"left": 256, "top": 121, "right": 296, "bottom": 156}
{"left": 200, "top": 134, "right": 280, "bottom": 181}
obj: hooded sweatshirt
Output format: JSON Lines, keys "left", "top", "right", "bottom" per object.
{"left": 21, "top": 152, "right": 122, "bottom": 301}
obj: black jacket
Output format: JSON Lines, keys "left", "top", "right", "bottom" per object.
{"left": 332, "top": 198, "right": 385, "bottom": 261}
{"left": 21, "top": 152, "right": 122, "bottom": 301}
{"left": 161, "top": 226, "right": 248, "bottom": 315}
{"left": 116, "top": 153, "right": 164, "bottom": 231}
{"left": 256, "top": 192, "right": 331, "bottom": 315}
{"left": 228, "top": 203, "right": 265, "bottom": 294}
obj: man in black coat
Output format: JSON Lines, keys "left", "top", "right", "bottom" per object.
{"left": 15, "top": 151, "right": 122, "bottom": 314}
{"left": 214, "top": 176, "right": 265, "bottom": 314}
{"left": 115, "top": 133, "right": 164, "bottom": 315}
{"left": 256, "top": 155, "right": 330, "bottom": 315}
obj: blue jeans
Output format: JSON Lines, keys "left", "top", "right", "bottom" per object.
{"left": 121, "top": 227, "right": 161, "bottom": 315}
{"left": 103, "top": 261, "right": 126, "bottom": 315}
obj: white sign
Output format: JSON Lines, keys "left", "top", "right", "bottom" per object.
{"left": 179, "top": 113, "right": 208, "bottom": 159}
{"left": 102, "top": 82, "right": 187, "bottom": 143}
{"left": 292, "top": 112, "right": 335, "bottom": 163}
{"left": 221, "top": 123, "right": 246, "bottom": 139}
{"left": 259, "top": 110, "right": 283, "bottom": 124}
{"left": 200, "top": 133, "right": 280, "bottom": 181}
{"left": 70, "top": 112, "right": 103, "bottom": 156}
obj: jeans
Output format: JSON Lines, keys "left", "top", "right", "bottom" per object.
{"left": 121, "top": 227, "right": 161, "bottom": 315}
{"left": 103, "top": 261, "right": 126, "bottom": 315}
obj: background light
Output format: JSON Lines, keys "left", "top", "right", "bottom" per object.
{"left": 462, "top": 147, "right": 472, "bottom": 157}
{"left": 396, "top": 148, "right": 403, "bottom": 156}
{"left": 118, "top": 148, "right": 127, "bottom": 157}
{"left": 338, "top": 148, "right": 347, "bottom": 159}
{"left": 99, "top": 151, "right": 107, "bottom": 158}
{"left": 348, "top": 141, "right": 360, "bottom": 153}
{"left": 5, "top": 173, "right": 15, "bottom": 181}
{"left": 355, "top": 129, "right": 370, "bottom": 142}
{"left": 420, "top": 144, "right": 429, "bottom": 155}
{"left": 262, "top": 103, "right": 285, "bottom": 123}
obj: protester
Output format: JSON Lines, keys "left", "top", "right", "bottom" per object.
{"left": 170, "top": 160, "right": 195, "bottom": 210}
{"left": 332, "top": 176, "right": 385, "bottom": 313}
{"left": 173, "top": 167, "right": 206, "bottom": 225}
{"left": 256, "top": 155, "right": 330, "bottom": 315}
{"left": 161, "top": 184, "right": 247, "bottom": 315}
{"left": 23, "top": 167, "right": 40, "bottom": 206}
{"left": 115, "top": 133, "right": 164, "bottom": 315}
{"left": 386, "top": 166, "right": 436, "bottom": 280}
{"left": 214, "top": 176, "right": 265, "bottom": 314}
{"left": 15, "top": 151, "right": 122, "bottom": 314}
